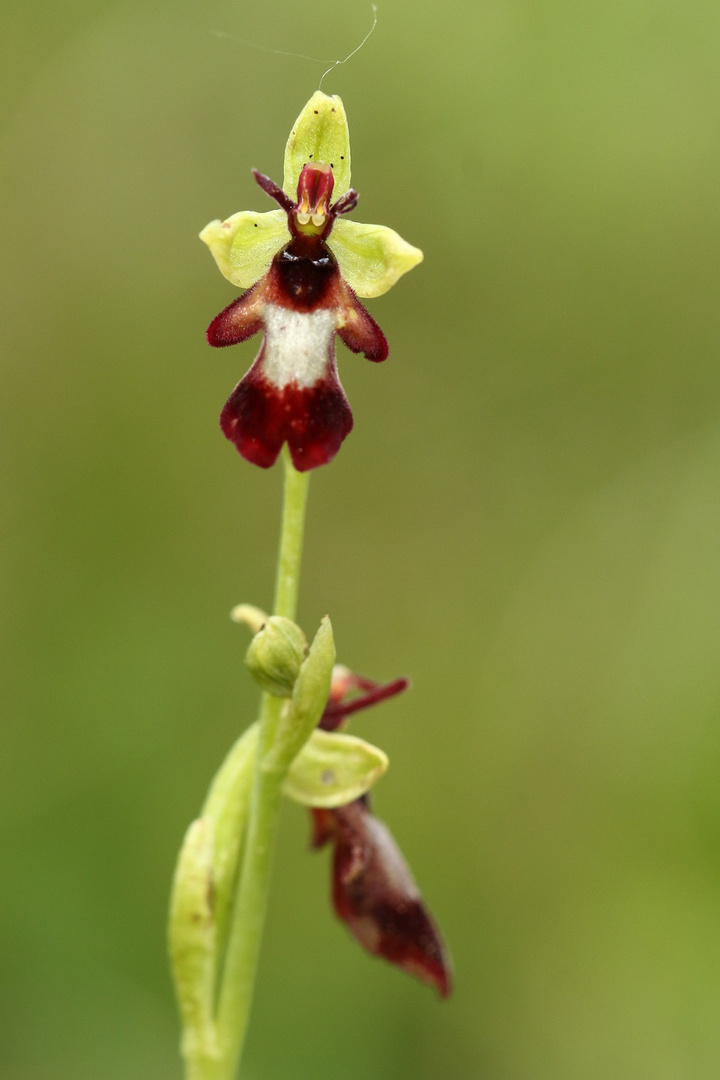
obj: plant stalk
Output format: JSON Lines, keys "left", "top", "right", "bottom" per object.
{"left": 211, "top": 449, "right": 310, "bottom": 1079}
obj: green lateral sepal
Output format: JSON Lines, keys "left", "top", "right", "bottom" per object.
{"left": 200, "top": 209, "right": 288, "bottom": 289}
{"left": 329, "top": 219, "right": 424, "bottom": 298}
{"left": 284, "top": 728, "right": 389, "bottom": 807}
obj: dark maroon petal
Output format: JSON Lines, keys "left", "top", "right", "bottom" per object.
{"left": 320, "top": 677, "right": 410, "bottom": 731}
{"left": 220, "top": 350, "right": 353, "bottom": 472}
{"left": 284, "top": 375, "right": 353, "bottom": 471}
{"left": 252, "top": 169, "right": 294, "bottom": 213}
{"left": 220, "top": 369, "right": 282, "bottom": 469}
{"left": 311, "top": 800, "right": 452, "bottom": 997}
{"left": 207, "top": 288, "right": 264, "bottom": 347}
{"left": 310, "top": 806, "right": 338, "bottom": 849}
{"left": 337, "top": 289, "right": 388, "bottom": 361}
{"left": 331, "top": 188, "right": 359, "bottom": 217}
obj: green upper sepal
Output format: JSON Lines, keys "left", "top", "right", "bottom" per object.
{"left": 263, "top": 616, "right": 336, "bottom": 774}
{"left": 283, "top": 728, "right": 389, "bottom": 808}
{"left": 283, "top": 91, "right": 351, "bottom": 201}
{"left": 245, "top": 617, "right": 308, "bottom": 698}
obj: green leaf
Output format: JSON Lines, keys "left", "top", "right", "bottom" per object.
{"left": 329, "top": 219, "right": 423, "bottom": 298}
{"left": 199, "top": 209, "right": 288, "bottom": 289}
{"left": 283, "top": 92, "right": 351, "bottom": 201}
{"left": 284, "top": 729, "right": 389, "bottom": 808}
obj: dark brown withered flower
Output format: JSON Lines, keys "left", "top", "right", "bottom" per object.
{"left": 310, "top": 666, "right": 452, "bottom": 997}
{"left": 312, "top": 796, "right": 451, "bottom": 997}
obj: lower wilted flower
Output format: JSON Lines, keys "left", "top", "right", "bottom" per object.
{"left": 201, "top": 92, "right": 422, "bottom": 471}
{"left": 311, "top": 667, "right": 452, "bottom": 997}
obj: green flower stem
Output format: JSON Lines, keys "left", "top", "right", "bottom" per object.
{"left": 273, "top": 446, "right": 310, "bottom": 620}
{"left": 212, "top": 449, "right": 310, "bottom": 1080}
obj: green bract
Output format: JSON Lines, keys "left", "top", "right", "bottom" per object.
{"left": 200, "top": 91, "right": 422, "bottom": 299}
{"left": 263, "top": 616, "right": 336, "bottom": 774}
{"left": 168, "top": 721, "right": 260, "bottom": 1059}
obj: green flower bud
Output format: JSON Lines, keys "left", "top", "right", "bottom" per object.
{"left": 263, "top": 616, "right": 336, "bottom": 774}
{"left": 244, "top": 616, "right": 307, "bottom": 697}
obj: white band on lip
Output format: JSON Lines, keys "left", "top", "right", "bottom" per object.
{"left": 261, "top": 304, "right": 338, "bottom": 389}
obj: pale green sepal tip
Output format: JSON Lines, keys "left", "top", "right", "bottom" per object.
{"left": 329, "top": 218, "right": 424, "bottom": 298}
{"left": 200, "top": 209, "right": 288, "bottom": 289}
{"left": 283, "top": 91, "right": 351, "bottom": 201}
{"left": 168, "top": 816, "right": 219, "bottom": 1060}
{"left": 230, "top": 603, "right": 268, "bottom": 633}
{"left": 284, "top": 729, "right": 389, "bottom": 808}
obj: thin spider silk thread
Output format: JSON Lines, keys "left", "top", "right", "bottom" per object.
{"left": 318, "top": 5, "right": 377, "bottom": 91}
{"left": 210, "top": 4, "right": 378, "bottom": 89}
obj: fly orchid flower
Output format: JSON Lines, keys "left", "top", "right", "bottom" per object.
{"left": 311, "top": 666, "right": 452, "bottom": 997}
{"left": 201, "top": 92, "right": 423, "bottom": 471}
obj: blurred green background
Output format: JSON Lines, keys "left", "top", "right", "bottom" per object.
{"left": 3, "top": 0, "right": 720, "bottom": 1076}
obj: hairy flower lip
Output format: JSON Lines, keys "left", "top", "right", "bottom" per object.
{"left": 220, "top": 347, "right": 353, "bottom": 472}
{"left": 207, "top": 230, "right": 387, "bottom": 471}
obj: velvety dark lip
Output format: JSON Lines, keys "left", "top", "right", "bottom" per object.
{"left": 220, "top": 365, "right": 353, "bottom": 472}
